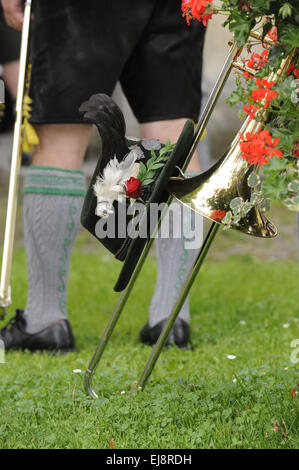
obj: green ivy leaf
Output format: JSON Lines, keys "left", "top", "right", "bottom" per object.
{"left": 242, "top": 201, "right": 253, "bottom": 214}
{"left": 222, "top": 211, "right": 232, "bottom": 224}
{"left": 230, "top": 197, "right": 243, "bottom": 211}
{"left": 248, "top": 172, "right": 260, "bottom": 188}
{"left": 288, "top": 180, "right": 299, "bottom": 192}
{"left": 260, "top": 198, "right": 271, "bottom": 212}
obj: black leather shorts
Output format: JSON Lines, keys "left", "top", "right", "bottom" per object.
{"left": 29, "top": 0, "right": 206, "bottom": 124}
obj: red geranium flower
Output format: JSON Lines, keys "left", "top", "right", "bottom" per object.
{"left": 210, "top": 209, "right": 226, "bottom": 220}
{"left": 243, "top": 104, "right": 259, "bottom": 120}
{"left": 182, "top": 0, "right": 213, "bottom": 26}
{"left": 125, "top": 177, "right": 142, "bottom": 199}
{"left": 288, "top": 64, "right": 299, "bottom": 79}
{"left": 240, "top": 129, "right": 282, "bottom": 167}
{"left": 246, "top": 50, "right": 269, "bottom": 71}
{"left": 251, "top": 78, "right": 277, "bottom": 108}
{"left": 243, "top": 71, "right": 254, "bottom": 80}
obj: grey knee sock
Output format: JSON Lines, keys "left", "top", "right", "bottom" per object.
{"left": 148, "top": 199, "right": 203, "bottom": 329}
{"left": 22, "top": 166, "right": 86, "bottom": 333}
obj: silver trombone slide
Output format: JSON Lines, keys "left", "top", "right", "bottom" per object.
{"left": 0, "top": 0, "right": 33, "bottom": 319}
{"left": 84, "top": 42, "right": 241, "bottom": 398}
{"left": 137, "top": 222, "right": 219, "bottom": 391}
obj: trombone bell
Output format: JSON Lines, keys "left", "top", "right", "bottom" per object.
{"left": 168, "top": 119, "right": 277, "bottom": 239}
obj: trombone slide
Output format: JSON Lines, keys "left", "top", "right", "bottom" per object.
{"left": 0, "top": 0, "right": 32, "bottom": 319}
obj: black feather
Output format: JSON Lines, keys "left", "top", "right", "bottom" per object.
{"left": 79, "top": 93, "right": 128, "bottom": 164}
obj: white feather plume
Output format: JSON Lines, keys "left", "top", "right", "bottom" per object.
{"left": 93, "top": 150, "right": 140, "bottom": 218}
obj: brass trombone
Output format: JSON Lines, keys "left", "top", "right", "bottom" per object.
{"left": 0, "top": 0, "right": 32, "bottom": 319}
{"left": 84, "top": 31, "right": 293, "bottom": 398}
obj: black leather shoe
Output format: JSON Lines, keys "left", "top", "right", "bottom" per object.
{"left": 0, "top": 310, "right": 76, "bottom": 353}
{"left": 139, "top": 318, "right": 191, "bottom": 349}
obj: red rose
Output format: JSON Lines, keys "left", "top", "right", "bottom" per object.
{"left": 125, "top": 177, "right": 142, "bottom": 199}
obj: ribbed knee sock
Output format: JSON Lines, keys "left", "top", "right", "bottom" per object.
{"left": 148, "top": 199, "right": 203, "bottom": 329}
{"left": 22, "top": 166, "right": 86, "bottom": 333}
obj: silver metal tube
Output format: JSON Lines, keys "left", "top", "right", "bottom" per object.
{"left": 0, "top": 0, "right": 32, "bottom": 319}
{"left": 137, "top": 223, "right": 219, "bottom": 391}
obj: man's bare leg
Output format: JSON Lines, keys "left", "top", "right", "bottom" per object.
{"left": 141, "top": 118, "right": 200, "bottom": 171}
{"left": 33, "top": 123, "right": 91, "bottom": 169}
{"left": 139, "top": 119, "right": 203, "bottom": 347}
{"left": 2, "top": 60, "right": 19, "bottom": 98}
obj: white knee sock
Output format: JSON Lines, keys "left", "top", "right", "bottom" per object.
{"left": 148, "top": 199, "right": 203, "bottom": 328}
{"left": 22, "top": 166, "right": 86, "bottom": 333}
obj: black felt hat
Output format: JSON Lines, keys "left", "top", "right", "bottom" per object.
{"left": 79, "top": 94, "right": 195, "bottom": 292}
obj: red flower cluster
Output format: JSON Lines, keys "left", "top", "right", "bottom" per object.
{"left": 247, "top": 50, "right": 269, "bottom": 72}
{"left": 210, "top": 209, "right": 226, "bottom": 220}
{"left": 262, "top": 26, "right": 277, "bottom": 49}
{"left": 125, "top": 177, "right": 142, "bottom": 199}
{"left": 181, "top": 0, "right": 213, "bottom": 26}
{"left": 288, "top": 64, "right": 299, "bottom": 79}
{"left": 251, "top": 78, "right": 277, "bottom": 108}
{"left": 243, "top": 103, "right": 259, "bottom": 120}
{"left": 240, "top": 129, "right": 282, "bottom": 167}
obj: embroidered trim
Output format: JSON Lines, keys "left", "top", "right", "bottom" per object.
{"left": 58, "top": 197, "right": 77, "bottom": 315}
{"left": 23, "top": 172, "right": 86, "bottom": 196}
{"left": 23, "top": 187, "right": 86, "bottom": 196}
{"left": 30, "top": 166, "right": 84, "bottom": 175}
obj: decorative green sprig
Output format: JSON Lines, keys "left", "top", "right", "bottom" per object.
{"left": 137, "top": 139, "right": 175, "bottom": 186}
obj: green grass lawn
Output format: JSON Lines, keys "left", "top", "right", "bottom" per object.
{"left": 0, "top": 236, "right": 298, "bottom": 449}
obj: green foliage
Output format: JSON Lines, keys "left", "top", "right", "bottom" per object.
{"left": 280, "top": 24, "right": 299, "bottom": 49}
{"left": 218, "top": 0, "right": 299, "bottom": 215}
{"left": 279, "top": 3, "right": 293, "bottom": 20}
{"left": 262, "top": 156, "right": 299, "bottom": 208}
{"left": 137, "top": 139, "right": 175, "bottom": 186}
{"left": 224, "top": 10, "right": 253, "bottom": 47}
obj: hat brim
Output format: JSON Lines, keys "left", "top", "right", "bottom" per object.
{"left": 113, "top": 119, "right": 195, "bottom": 291}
